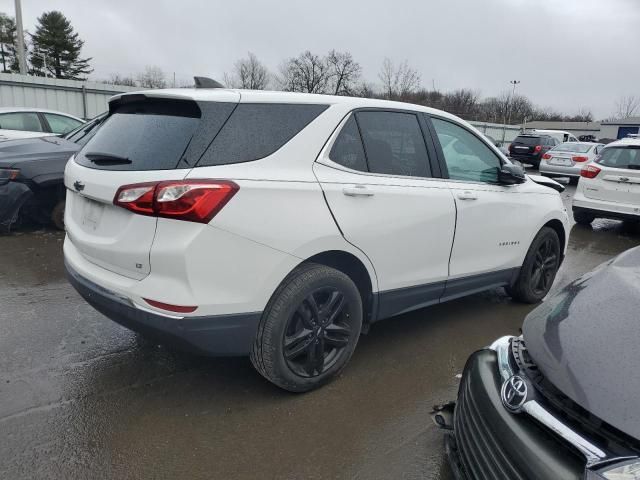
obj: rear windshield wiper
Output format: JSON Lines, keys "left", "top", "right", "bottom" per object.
{"left": 84, "top": 152, "right": 132, "bottom": 165}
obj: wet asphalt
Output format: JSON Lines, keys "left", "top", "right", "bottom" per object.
{"left": 1, "top": 184, "right": 639, "bottom": 480}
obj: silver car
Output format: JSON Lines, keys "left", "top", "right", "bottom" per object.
{"left": 539, "top": 141, "right": 604, "bottom": 181}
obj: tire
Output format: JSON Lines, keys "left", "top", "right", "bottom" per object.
{"left": 507, "top": 227, "right": 561, "bottom": 304}
{"left": 51, "top": 200, "right": 65, "bottom": 230}
{"left": 250, "top": 263, "right": 363, "bottom": 392}
{"left": 573, "top": 209, "right": 594, "bottom": 225}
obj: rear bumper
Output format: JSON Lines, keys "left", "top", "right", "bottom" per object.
{"left": 510, "top": 153, "right": 541, "bottom": 165}
{"left": 539, "top": 162, "right": 581, "bottom": 177}
{"left": 445, "top": 350, "right": 584, "bottom": 479}
{"left": 0, "top": 181, "right": 33, "bottom": 232}
{"left": 65, "top": 260, "right": 261, "bottom": 356}
{"left": 573, "top": 190, "right": 640, "bottom": 221}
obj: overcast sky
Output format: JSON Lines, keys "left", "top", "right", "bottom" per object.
{"left": 0, "top": 0, "right": 638, "bottom": 119}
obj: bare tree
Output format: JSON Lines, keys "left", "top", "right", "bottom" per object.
{"left": 326, "top": 50, "right": 361, "bottom": 95}
{"left": 277, "top": 51, "right": 331, "bottom": 93}
{"left": 378, "top": 58, "right": 421, "bottom": 100}
{"left": 614, "top": 95, "right": 640, "bottom": 119}
{"left": 441, "top": 89, "right": 480, "bottom": 118}
{"left": 225, "top": 52, "right": 269, "bottom": 89}
{"left": 137, "top": 65, "right": 166, "bottom": 89}
{"left": 106, "top": 73, "right": 136, "bottom": 87}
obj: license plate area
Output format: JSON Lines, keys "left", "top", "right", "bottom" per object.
{"left": 549, "top": 157, "right": 572, "bottom": 166}
{"left": 80, "top": 196, "right": 105, "bottom": 231}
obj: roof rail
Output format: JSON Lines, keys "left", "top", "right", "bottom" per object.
{"left": 193, "top": 76, "right": 225, "bottom": 89}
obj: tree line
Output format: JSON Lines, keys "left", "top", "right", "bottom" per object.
{"left": 0, "top": 10, "right": 635, "bottom": 122}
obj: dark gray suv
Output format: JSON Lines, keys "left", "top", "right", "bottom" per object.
{"left": 434, "top": 246, "right": 640, "bottom": 479}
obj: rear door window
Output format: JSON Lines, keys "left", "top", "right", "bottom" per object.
{"left": 0, "top": 112, "right": 44, "bottom": 132}
{"left": 43, "top": 113, "right": 83, "bottom": 134}
{"left": 198, "top": 104, "right": 328, "bottom": 166}
{"left": 355, "top": 111, "right": 431, "bottom": 177}
{"left": 329, "top": 116, "right": 368, "bottom": 172}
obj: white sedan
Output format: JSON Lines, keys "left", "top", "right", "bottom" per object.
{"left": 573, "top": 136, "right": 640, "bottom": 224}
{"left": 0, "top": 107, "right": 83, "bottom": 141}
{"left": 539, "top": 141, "right": 604, "bottom": 181}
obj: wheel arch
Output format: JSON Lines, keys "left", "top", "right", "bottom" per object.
{"left": 542, "top": 218, "right": 567, "bottom": 265}
{"left": 301, "top": 250, "right": 377, "bottom": 328}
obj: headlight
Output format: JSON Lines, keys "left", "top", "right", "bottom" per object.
{"left": 598, "top": 460, "right": 640, "bottom": 479}
{"left": 0, "top": 168, "right": 19, "bottom": 185}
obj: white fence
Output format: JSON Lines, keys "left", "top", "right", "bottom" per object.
{"left": 469, "top": 121, "right": 522, "bottom": 145}
{"left": 0, "top": 73, "right": 139, "bottom": 119}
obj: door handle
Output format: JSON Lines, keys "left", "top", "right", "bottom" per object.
{"left": 343, "top": 186, "right": 374, "bottom": 197}
{"left": 457, "top": 191, "right": 478, "bottom": 200}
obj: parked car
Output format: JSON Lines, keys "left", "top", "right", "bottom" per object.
{"left": 530, "top": 129, "right": 580, "bottom": 144}
{"left": 573, "top": 136, "right": 640, "bottom": 225}
{"left": 539, "top": 141, "right": 605, "bottom": 182}
{"left": 433, "top": 246, "right": 640, "bottom": 480}
{"left": 0, "top": 114, "right": 105, "bottom": 232}
{"left": 63, "top": 89, "right": 569, "bottom": 392}
{"left": 508, "top": 134, "right": 558, "bottom": 167}
{"left": 579, "top": 134, "right": 599, "bottom": 142}
{"left": 0, "top": 107, "right": 84, "bottom": 141}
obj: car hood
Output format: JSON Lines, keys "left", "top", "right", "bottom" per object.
{"left": 0, "top": 136, "right": 78, "bottom": 168}
{"left": 523, "top": 246, "right": 640, "bottom": 440}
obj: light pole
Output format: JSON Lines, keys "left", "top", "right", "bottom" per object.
{"left": 14, "top": 0, "right": 27, "bottom": 75}
{"left": 502, "top": 79, "right": 521, "bottom": 144}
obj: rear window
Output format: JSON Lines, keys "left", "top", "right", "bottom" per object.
{"left": 513, "top": 136, "right": 541, "bottom": 145}
{"left": 597, "top": 146, "right": 640, "bottom": 169}
{"left": 552, "top": 143, "right": 592, "bottom": 153}
{"left": 76, "top": 99, "right": 234, "bottom": 171}
{"left": 76, "top": 100, "right": 327, "bottom": 171}
{"left": 197, "top": 103, "right": 328, "bottom": 166}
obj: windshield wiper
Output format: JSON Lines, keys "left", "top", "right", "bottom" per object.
{"left": 85, "top": 152, "right": 132, "bottom": 165}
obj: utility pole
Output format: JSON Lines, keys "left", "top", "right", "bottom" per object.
{"left": 14, "top": 0, "right": 27, "bottom": 75}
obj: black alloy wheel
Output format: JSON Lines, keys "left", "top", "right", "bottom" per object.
{"left": 283, "top": 287, "right": 353, "bottom": 378}
{"left": 530, "top": 237, "right": 559, "bottom": 297}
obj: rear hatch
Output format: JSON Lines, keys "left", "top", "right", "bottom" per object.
{"left": 582, "top": 145, "right": 640, "bottom": 205}
{"left": 64, "top": 92, "right": 239, "bottom": 279}
{"left": 510, "top": 135, "right": 541, "bottom": 157}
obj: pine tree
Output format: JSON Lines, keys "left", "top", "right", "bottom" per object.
{"left": 0, "top": 13, "right": 19, "bottom": 73}
{"left": 29, "top": 11, "right": 92, "bottom": 80}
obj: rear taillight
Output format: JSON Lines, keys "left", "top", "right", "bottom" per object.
{"left": 533, "top": 145, "right": 542, "bottom": 153}
{"left": 581, "top": 165, "right": 601, "bottom": 179}
{"left": 0, "top": 168, "right": 19, "bottom": 185}
{"left": 572, "top": 156, "right": 589, "bottom": 162}
{"left": 508, "top": 144, "right": 514, "bottom": 152}
{"left": 114, "top": 179, "right": 238, "bottom": 223}
{"left": 542, "top": 153, "right": 552, "bottom": 160}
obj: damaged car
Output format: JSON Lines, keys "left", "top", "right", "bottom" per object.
{"left": 434, "top": 246, "right": 640, "bottom": 479}
{"left": 0, "top": 114, "right": 104, "bottom": 233}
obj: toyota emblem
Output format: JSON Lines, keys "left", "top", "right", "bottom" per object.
{"left": 501, "top": 375, "right": 528, "bottom": 412}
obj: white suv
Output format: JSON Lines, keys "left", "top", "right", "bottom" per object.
{"left": 573, "top": 136, "right": 640, "bottom": 225}
{"left": 64, "top": 89, "right": 569, "bottom": 392}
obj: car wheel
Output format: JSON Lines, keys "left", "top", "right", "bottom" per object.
{"left": 250, "top": 263, "right": 362, "bottom": 392}
{"left": 573, "top": 210, "right": 594, "bottom": 225}
{"left": 507, "top": 227, "right": 561, "bottom": 304}
{"left": 51, "top": 200, "right": 65, "bottom": 230}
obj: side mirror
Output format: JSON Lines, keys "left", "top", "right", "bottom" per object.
{"left": 498, "top": 163, "right": 526, "bottom": 185}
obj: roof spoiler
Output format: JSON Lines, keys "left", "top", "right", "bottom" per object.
{"left": 194, "top": 76, "right": 225, "bottom": 89}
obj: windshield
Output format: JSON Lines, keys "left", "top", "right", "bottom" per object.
{"left": 597, "top": 146, "right": 640, "bottom": 169}
{"left": 552, "top": 143, "right": 592, "bottom": 153}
